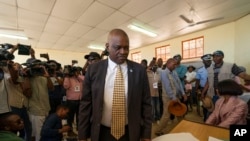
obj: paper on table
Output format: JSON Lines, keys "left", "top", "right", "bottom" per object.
{"left": 152, "top": 132, "right": 199, "bottom": 141}
{"left": 208, "top": 136, "right": 224, "bottom": 141}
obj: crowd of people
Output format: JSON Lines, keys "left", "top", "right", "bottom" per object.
{"left": 0, "top": 44, "right": 104, "bottom": 141}
{"left": 0, "top": 28, "right": 250, "bottom": 141}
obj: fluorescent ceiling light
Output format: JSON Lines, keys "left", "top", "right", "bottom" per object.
{"left": 88, "top": 45, "right": 104, "bottom": 50}
{"left": 0, "top": 33, "right": 28, "bottom": 40}
{"left": 128, "top": 24, "right": 157, "bottom": 37}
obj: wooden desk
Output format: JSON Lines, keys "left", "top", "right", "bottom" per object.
{"left": 170, "top": 120, "right": 229, "bottom": 141}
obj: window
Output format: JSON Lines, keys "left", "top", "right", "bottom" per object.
{"left": 131, "top": 52, "right": 141, "bottom": 63}
{"left": 155, "top": 45, "right": 171, "bottom": 62}
{"left": 182, "top": 36, "right": 204, "bottom": 59}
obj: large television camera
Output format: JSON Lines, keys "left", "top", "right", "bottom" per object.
{"left": 0, "top": 44, "right": 15, "bottom": 66}
{"left": 102, "top": 48, "right": 109, "bottom": 56}
{"left": 22, "top": 61, "right": 55, "bottom": 76}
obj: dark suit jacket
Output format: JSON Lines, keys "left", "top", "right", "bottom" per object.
{"left": 78, "top": 59, "right": 152, "bottom": 141}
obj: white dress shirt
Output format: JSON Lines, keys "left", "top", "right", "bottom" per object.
{"left": 101, "top": 57, "right": 128, "bottom": 127}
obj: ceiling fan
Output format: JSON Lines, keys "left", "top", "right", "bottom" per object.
{"left": 178, "top": 8, "right": 224, "bottom": 31}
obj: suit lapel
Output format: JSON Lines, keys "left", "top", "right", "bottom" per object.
{"left": 127, "top": 60, "right": 134, "bottom": 106}
{"left": 99, "top": 60, "right": 108, "bottom": 101}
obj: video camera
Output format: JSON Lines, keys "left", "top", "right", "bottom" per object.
{"left": 22, "top": 61, "right": 54, "bottom": 76}
{"left": 0, "top": 44, "right": 15, "bottom": 66}
{"left": 102, "top": 48, "right": 109, "bottom": 56}
{"left": 63, "top": 65, "right": 82, "bottom": 76}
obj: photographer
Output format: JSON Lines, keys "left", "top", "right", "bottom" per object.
{"left": 0, "top": 44, "right": 32, "bottom": 141}
{"left": 24, "top": 58, "right": 54, "bottom": 141}
{"left": 39, "top": 53, "right": 65, "bottom": 113}
{"left": 0, "top": 44, "right": 13, "bottom": 114}
{"left": 46, "top": 60, "right": 65, "bottom": 114}
{"left": 63, "top": 65, "right": 84, "bottom": 134}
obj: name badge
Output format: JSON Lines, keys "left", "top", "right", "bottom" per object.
{"left": 199, "top": 100, "right": 202, "bottom": 106}
{"left": 50, "top": 77, "right": 59, "bottom": 85}
{"left": 62, "top": 96, "right": 67, "bottom": 102}
{"left": 74, "top": 86, "right": 80, "bottom": 92}
{"left": 153, "top": 82, "right": 158, "bottom": 88}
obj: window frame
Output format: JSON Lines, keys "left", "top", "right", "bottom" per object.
{"left": 131, "top": 51, "right": 141, "bottom": 63}
{"left": 182, "top": 36, "right": 204, "bottom": 59}
{"left": 155, "top": 44, "right": 171, "bottom": 62}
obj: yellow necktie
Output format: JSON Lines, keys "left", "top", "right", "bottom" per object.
{"left": 111, "top": 65, "right": 126, "bottom": 140}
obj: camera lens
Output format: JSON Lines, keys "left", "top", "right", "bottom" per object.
{"left": 5, "top": 53, "right": 15, "bottom": 60}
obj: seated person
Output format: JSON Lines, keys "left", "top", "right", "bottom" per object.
{"left": 0, "top": 112, "right": 24, "bottom": 141}
{"left": 206, "top": 79, "right": 248, "bottom": 128}
{"left": 40, "top": 105, "right": 71, "bottom": 141}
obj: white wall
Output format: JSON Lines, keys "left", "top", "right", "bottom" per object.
{"left": 235, "top": 14, "right": 250, "bottom": 73}
{"left": 10, "top": 14, "right": 250, "bottom": 71}
{"left": 129, "top": 22, "right": 236, "bottom": 64}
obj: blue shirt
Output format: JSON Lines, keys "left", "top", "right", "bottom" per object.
{"left": 196, "top": 66, "right": 208, "bottom": 87}
{"left": 175, "top": 64, "right": 187, "bottom": 87}
{"left": 160, "top": 68, "right": 185, "bottom": 100}
{"left": 40, "top": 113, "right": 63, "bottom": 141}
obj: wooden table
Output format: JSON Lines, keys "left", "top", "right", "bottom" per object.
{"left": 170, "top": 119, "right": 229, "bottom": 141}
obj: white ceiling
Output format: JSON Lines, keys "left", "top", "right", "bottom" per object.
{"left": 0, "top": 0, "right": 250, "bottom": 53}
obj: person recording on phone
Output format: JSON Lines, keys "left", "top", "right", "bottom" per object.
{"left": 22, "top": 45, "right": 35, "bottom": 64}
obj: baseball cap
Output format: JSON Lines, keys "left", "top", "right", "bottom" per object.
{"left": 201, "top": 54, "right": 212, "bottom": 61}
{"left": 212, "top": 50, "right": 224, "bottom": 57}
{"left": 84, "top": 52, "right": 101, "bottom": 60}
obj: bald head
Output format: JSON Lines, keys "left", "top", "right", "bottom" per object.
{"left": 108, "top": 28, "right": 129, "bottom": 42}
{"left": 106, "top": 29, "right": 129, "bottom": 64}
{"left": 166, "top": 58, "right": 177, "bottom": 71}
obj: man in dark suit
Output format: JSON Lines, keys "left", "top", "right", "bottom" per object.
{"left": 78, "top": 29, "right": 152, "bottom": 141}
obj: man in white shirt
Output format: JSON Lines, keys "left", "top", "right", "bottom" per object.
{"left": 78, "top": 29, "right": 152, "bottom": 141}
